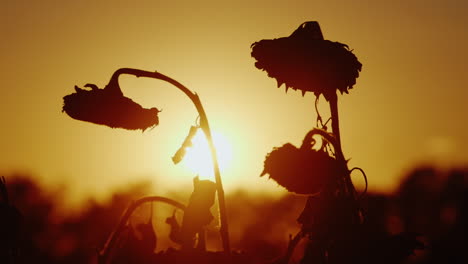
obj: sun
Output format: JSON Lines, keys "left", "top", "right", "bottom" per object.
{"left": 181, "top": 130, "right": 232, "bottom": 179}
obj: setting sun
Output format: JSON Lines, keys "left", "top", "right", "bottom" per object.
{"left": 181, "top": 130, "right": 232, "bottom": 180}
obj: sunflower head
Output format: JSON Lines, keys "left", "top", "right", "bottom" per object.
{"left": 261, "top": 142, "right": 340, "bottom": 194}
{"left": 62, "top": 82, "right": 160, "bottom": 131}
{"left": 251, "top": 21, "right": 362, "bottom": 101}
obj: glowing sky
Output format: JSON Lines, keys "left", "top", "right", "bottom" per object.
{"left": 1, "top": 0, "right": 467, "bottom": 203}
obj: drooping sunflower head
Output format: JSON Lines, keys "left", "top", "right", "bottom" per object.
{"left": 251, "top": 21, "right": 362, "bottom": 101}
{"left": 261, "top": 142, "right": 340, "bottom": 194}
{"left": 62, "top": 82, "right": 159, "bottom": 131}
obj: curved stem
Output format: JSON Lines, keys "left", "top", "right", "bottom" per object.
{"left": 302, "top": 128, "right": 339, "bottom": 151}
{"left": 108, "top": 68, "right": 230, "bottom": 253}
{"left": 98, "top": 196, "right": 186, "bottom": 264}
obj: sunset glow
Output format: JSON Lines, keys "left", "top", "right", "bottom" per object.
{"left": 1, "top": 1, "right": 467, "bottom": 263}
{"left": 1, "top": 0, "right": 467, "bottom": 203}
{"left": 181, "top": 130, "right": 232, "bottom": 180}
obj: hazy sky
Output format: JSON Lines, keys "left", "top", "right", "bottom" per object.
{"left": 1, "top": 0, "right": 467, "bottom": 203}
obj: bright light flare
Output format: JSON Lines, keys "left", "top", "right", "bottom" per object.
{"left": 182, "top": 130, "right": 232, "bottom": 180}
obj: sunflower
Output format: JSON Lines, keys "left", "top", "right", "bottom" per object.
{"left": 261, "top": 141, "right": 340, "bottom": 195}
{"left": 62, "top": 81, "right": 159, "bottom": 131}
{"left": 251, "top": 21, "right": 362, "bottom": 101}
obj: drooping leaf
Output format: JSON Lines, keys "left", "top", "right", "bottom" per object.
{"left": 180, "top": 177, "right": 217, "bottom": 249}
{"left": 172, "top": 126, "right": 199, "bottom": 164}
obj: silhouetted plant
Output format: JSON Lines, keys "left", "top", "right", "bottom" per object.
{"left": 251, "top": 21, "right": 361, "bottom": 102}
{"left": 63, "top": 82, "right": 160, "bottom": 131}
{"left": 261, "top": 129, "right": 340, "bottom": 195}
{"left": 98, "top": 195, "right": 186, "bottom": 264}
{"left": 62, "top": 68, "right": 231, "bottom": 254}
{"left": 167, "top": 177, "right": 217, "bottom": 250}
{"left": 252, "top": 21, "right": 423, "bottom": 264}
{"left": 3, "top": 171, "right": 457, "bottom": 263}
{"left": 0, "top": 176, "right": 22, "bottom": 264}
{"left": 99, "top": 178, "right": 227, "bottom": 264}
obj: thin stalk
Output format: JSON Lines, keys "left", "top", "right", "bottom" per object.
{"left": 284, "top": 231, "right": 305, "bottom": 264}
{"left": 108, "top": 68, "right": 230, "bottom": 253}
{"left": 200, "top": 120, "right": 231, "bottom": 253}
{"left": 328, "top": 93, "right": 344, "bottom": 161}
{"left": 329, "top": 93, "right": 351, "bottom": 191}
{"left": 328, "top": 93, "right": 361, "bottom": 224}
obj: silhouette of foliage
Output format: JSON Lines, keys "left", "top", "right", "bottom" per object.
{"left": 251, "top": 21, "right": 362, "bottom": 101}
{"left": 62, "top": 82, "right": 160, "bottom": 131}
{"left": 251, "top": 21, "right": 428, "bottom": 264}
{"left": 179, "top": 177, "right": 217, "bottom": 250}
{"left": 0, "top": 177, "right": 22, "bottom": 263}
{"left": 111, "top": 219, "right": 158, "bottom": 264}
{"left": 62, "top": 68, "right": 231, "bottom": 252}
{"left": 2, "top": 169, "right": 466, "bottom": 263}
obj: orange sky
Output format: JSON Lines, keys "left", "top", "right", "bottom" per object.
{"left": 1, "top": 0, "right": 467, "bottom": 203}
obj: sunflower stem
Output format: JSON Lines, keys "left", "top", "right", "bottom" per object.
{"left": 329, "top": 94, "right": 355, "bottom": 196}
{"left": 108, "top": 68, "right": 231, "bottom": 253}
{"left": 329, "top": 93, "right": 343, "bottom": 161}
{"left": 329, "top": 93, "right": 361, "bottom": 225}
